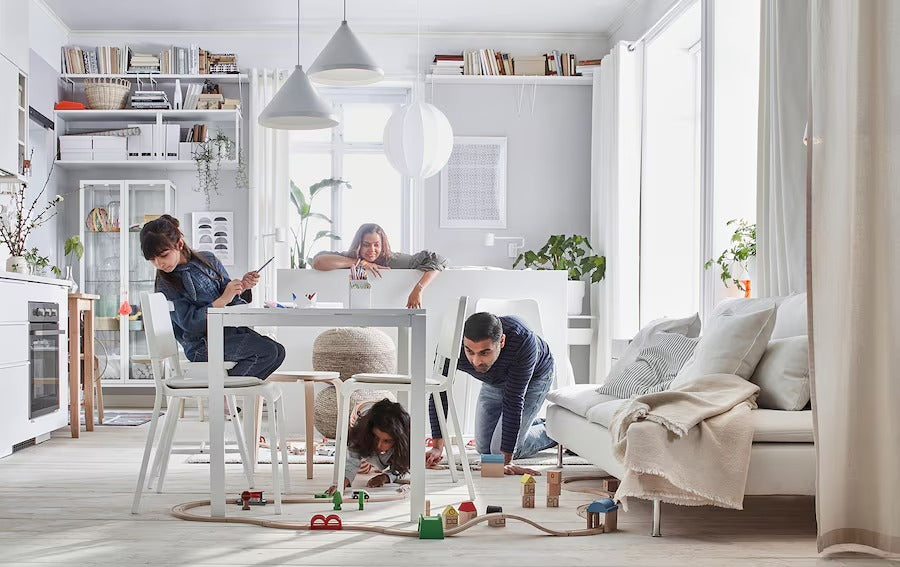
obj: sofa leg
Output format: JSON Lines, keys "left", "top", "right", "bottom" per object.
{"left": 651, "top": 499, "right": 662, "bottom": 537}
{"left": 557, "top": 444, "right": 564, "bottom": 468}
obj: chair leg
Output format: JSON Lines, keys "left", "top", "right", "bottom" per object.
{"left": 432, "top": 391, "right": 458, "bottom": 483}
{"left": 446, "top": 390, "right": 476, "bottom": 501}
{"left": 275, "top": 396, "right": 291, "bottom": 494}
{"left": 334, "top": 385, "right": 355, "bottom": 490}
{"left": 228, "top": 395, "right": 253, "bottom": 488}
{"left": 304, "top": 381, "right": 316, "bottom": 480}
{"left": 197, "top": 397, "right": 205, "bottom": 422}
{"left": 267, "top": 397, "right": 282, "bottom": 514}
{"left": 148, "top": 397, "right": 180, "bottom": 489}
{"left": 132, "top": 392, "right": 164, "bottom": 514}
{"left": 154, "top": 397, "right": 183, "bottom": 494}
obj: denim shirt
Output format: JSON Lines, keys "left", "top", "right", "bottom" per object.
{"left": 155, "top": 251, "right": 250, "bottom": 361}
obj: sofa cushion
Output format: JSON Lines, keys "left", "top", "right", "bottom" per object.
{"left": 771, "top": 293, "right": 808, "bottom": 339}
{"left": 585, "top": 398, "right": 628, "bottom": 428}
{"left": 604, "top": 313, "right": 701, "bottom": 385}
{"left": 751, "top": 336, "right": 811, "bottom": 410}
{"left": 597, "top": 332, "right": 698, "bottom": 398}
{"left": 751, "top": 409, "right": 813, "bottom": 442}
{"left": 546, "top": 385, "right": 620, "bottom": 419}
{"left": 671, "top": 304, "right": 777, "bottom": 388}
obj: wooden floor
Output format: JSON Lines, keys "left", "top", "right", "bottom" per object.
{"left": 1, "top": 412, "right": 896, "bottom": 567}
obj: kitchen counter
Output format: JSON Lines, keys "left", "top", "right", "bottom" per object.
{"left": 0, "top": 271, "right": 71, "bottom": 287}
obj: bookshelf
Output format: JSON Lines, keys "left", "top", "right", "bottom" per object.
{"left": 425, "top": 74, "right": 593, "bottom": 86}
{"left": 53, "top": 160, "right": 237, "bottom": 171}
{"left": 61, "top": 73, "right": 248, "bottom": 84}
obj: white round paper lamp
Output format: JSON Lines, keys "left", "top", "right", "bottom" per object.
{"left": 383, "top": 101, "right": 454, "bottom": 179}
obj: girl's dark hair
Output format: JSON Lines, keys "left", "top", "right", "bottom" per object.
{"left": 347, "top": 399, "right": 410, "bottom": 476}
{"left": 139, "top": 214, "right": 222, "bottom": 292}
{"left": 347, "top": 223, "right": 392, "bottom": 265}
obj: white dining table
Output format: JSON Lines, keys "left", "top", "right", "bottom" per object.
{"left": 206, "top": 306, "right": 427, "bottom": 522}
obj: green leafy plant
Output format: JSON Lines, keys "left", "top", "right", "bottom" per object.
{"left": 24, "top": 248, "right": 51, "bottom": 276}
{"left": 193, "top": 131, "right": 245, "bottom": 204}
{"left": 513, "top": 234, "right": 607, "bottom": 283}
{"left": 52, "top": 235, "right": 85, "bottom": 277}
{"left": 704, "top": 219, "right": 757, "bottom": 291}
{"left": 289, "top": 178, "right": 351, "bottom": 268}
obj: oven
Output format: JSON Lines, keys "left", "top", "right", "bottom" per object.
{"left": 28, "top": 301, "right": 64, "bottom": 419}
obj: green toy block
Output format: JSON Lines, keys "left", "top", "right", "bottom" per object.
{"left": 418, "top": 515, "right": 444, "bottom": 539}
{"left": 332, "top": 491, "right": 343, "bottom": 511}
{"left": 314, "top": 493, "right": 331, "bottom": 499}
{"left": 358, "top": 495, "right": 365, "bottom": 511}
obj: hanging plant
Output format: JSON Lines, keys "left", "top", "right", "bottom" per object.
{"left": 192, "top": 131, "right": 243, "bottom": 205}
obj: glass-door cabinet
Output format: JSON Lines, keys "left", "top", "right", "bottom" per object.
{"left": 78, "top": 180, "right": 176, "bottom": 385}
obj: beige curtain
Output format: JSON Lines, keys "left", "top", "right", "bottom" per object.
{"left": 808, "top": 0, "right": 900, "bottom": 555}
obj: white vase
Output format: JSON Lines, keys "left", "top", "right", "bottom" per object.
{"left": 6, "top": 256, "right": 27, "bottom": 274}
{"left": 64, "top": 265, "right": 78, "bottom": 293}
{"left": 566, "top": 279, "right": 587, "bottom": 315}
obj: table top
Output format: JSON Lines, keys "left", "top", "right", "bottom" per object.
{"left": 208, "top": 306, "right": 425, "bottom": 315}
{"left": 68, "top": 293, "right": 100, "bottom": 300}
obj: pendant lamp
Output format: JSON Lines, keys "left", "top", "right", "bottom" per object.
{"left": 382, "top": 0, "right": 454, "bottom": 178}
{"left": 258, "top": 0, "right": 338, "bottom": 130}
{"left": 308, "top": 0, "right": 383, "bottom": 85}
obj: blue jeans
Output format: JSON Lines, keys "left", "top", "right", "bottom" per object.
{"left": 188, "top": 327, "right": 285, "bottom": 381}
{"left": 474, "top": 367, "right": 557, "bottom": 459}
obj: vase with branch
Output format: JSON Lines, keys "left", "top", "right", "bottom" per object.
{"left": 0, "top": 179, "right": 63, "bottom": 274}
{"left": 705, "top": 218, "right": 757, "bottom": 297}
{"left": 51, "top": 235, "right": 84, "bottom": 292}
{"left": 289, "top": 178, "right": 350, "bottom": 269}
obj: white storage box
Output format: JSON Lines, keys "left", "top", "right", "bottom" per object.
{"left": 92, "top": 137, "right": 127, "bottom": 161}
{"left": 60, "top": 149, "right": 93, "bottom": 161}
{"left": 59, "top": 135, "right": 93, "bottom": 151}
{"left": 178, "top": 142, "right": 199, "bottom": 160}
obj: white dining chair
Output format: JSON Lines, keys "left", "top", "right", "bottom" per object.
{"left": 131, "top": 291, "right": 290, "bottom": 514}
{"left": 333, "top": 296, "right": 476, "bottom": 500}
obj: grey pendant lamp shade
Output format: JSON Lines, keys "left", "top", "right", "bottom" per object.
{"left": 308, "top": 17, "right": 383, "bottom": 85}
{"left": 257, "top": 0, "right": 338, "bottom": 130}
{"left": 258, "top": 65, "right": 338, "bottom": 130}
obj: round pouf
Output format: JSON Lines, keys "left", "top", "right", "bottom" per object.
{"left": 312, "top": 327, "right": 398, "bottom": 439}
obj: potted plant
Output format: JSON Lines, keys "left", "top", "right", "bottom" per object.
{"left": 704, "top": 218, "right": 757, "bottom": 297}
{"left": 52, "top": 235, "right": 84, "bottom": 292}
{"left": 289, "top": 178, "right": 350, "bottom": 268}
{"left": 192, "top": 131, "right": 247, "bottom": 205}
{"left": 23, "top": 247, "right": 52, "bottom": 276}
{"left": 514, "top": 234, "right": 606, "bottom": 315}
{"left": 0, "top": 181, "right": 63, "bottom": 274}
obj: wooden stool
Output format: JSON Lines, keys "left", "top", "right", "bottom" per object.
{"left": 68, "top": 293, "right": 101, "bottom": 437}
{"left": 264, "top": 371, "right": 342, "bottom": 480}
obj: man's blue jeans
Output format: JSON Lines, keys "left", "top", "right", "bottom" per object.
{"left": 474, "top": 367, "right": 557, "bottom": 459}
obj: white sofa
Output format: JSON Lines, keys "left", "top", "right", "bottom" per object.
{"left": 545, "top": 294, "right": 814, "bottom": 535}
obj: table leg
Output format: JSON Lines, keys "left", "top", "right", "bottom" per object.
{"left": 409, "top": 313, "right": 427, "bottom": 522}
{"left": 304, "top": 381, "right": 315, "bottom": 480}
{"left": 208, "top": 313, "right": 226, "bottom": 517}
{"left": 84, "top": 305, "right": 96, "bottom": 425}
{"left": 68, "top": 302, "right": 80, "bottom": 439}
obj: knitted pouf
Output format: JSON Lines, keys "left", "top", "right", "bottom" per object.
{"left": 312, "top": 327, "right": 398, "bottom": 439}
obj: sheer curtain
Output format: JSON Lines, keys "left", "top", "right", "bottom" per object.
{"left": 590, "top": 41, "right": 643, "bottom": 383}
{"left": 756, "top": 0, "right": 808, "bottom": 297}
{"left": 249, "top": 69, "right": 291, "bottom": 304}
{"left": 808, "top": 0, "right": 900, "bottom": 555}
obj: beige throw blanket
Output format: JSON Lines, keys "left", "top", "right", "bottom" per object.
{"left": 609, "top": 373, "right": 760, "bottom": 510}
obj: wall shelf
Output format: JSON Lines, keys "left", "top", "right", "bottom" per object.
{"left": 55, "top": 109, "right": 240, "bottom": 123}
{"left": 55, "top": 159, "right": 236, "bottom": 171}
{"left": 61, "top": 73, "right": 248, "bottom": 83}
{"left": 426, "top": 74, "right": 593, "bottom": 86}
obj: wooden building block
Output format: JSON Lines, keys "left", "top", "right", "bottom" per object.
{"left": 522, "top": 494, "right": 535, "bottom": 508}
{"left": 521, "top": 483, "right": 536, "bottom": 495}
{"left": 548, "top": 483, "right": 561, "bottom": 497}
{"left": 603, "top": 510, "right": 618, "bottom": 532}
{"left": 546, "top": 495, "right": 559, "bottom": 507}
{"left": 602, "top": 476, "right": 620, "bottom": 492}
{"left": 546, "top": 469, "right": 563, "bottom": 485}
{"left": 481, "top": 463, "right": 505, "bottom": 477}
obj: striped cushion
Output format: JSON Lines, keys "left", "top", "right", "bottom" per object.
{"left": 597, "top": 332, "right": 698, "bottom": 399}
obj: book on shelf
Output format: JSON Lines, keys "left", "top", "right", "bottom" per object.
{"left": 61, "top": 44, "right": 241, "bottom": 75}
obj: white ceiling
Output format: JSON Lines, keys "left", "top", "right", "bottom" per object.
{"left": 42, "top": 0, "right": 634, "bottom": 35}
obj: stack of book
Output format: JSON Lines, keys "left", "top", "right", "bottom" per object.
{"left": 461, "top": 50, "right": 514, "bottom": 75}
{"left": 128, "top": 52, "right": 161, "bottom": 74}
{"left": 221, "top": 98, "right": 240, "bottom": 110}
{"left": 186, "top": 124, "right": 208, "bottom": 142}
{"left": 575, "top": 59, "right": 602, "bottom": 78}
{"left": 208, "top": 53, "right": 239, "bottom": 74}
{"left": 196, "top": 93, "right": 225, "bottom": 110}
{"left": 431, "top": 54, "right": 464, "bottom": 75}
{"left": 545, "top": 51, "right": 578, "bottom": 76}
{"left": 131, "top": 90, "right": 170, "bottom": 109}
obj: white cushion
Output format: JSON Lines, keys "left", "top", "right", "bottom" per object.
{"left": 605, "top": 313, "right": 701, "bottom": 385}
{"left": 671, "top": 304, "right": 777, "bottom": 388}
{"left": 166, "top": 375, "right": 263, "bottom": 389}
{"left": 772, "top": 293, "right": 808, "bottom": 339}
{"left": 750, "top": 409, "right": 813, "bottom": 442}
{"left": 546, "top": 385, "right": 621, "bottom": 419}
{"left": 751, "top": 336, "right": 810, "bottom": 410}
{"left": 585, "top": 398, "right": 628, "bottom": 428}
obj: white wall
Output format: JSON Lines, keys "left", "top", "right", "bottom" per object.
{"left": 610, "top": 0, "right": 681, "bottom": 43}
{"left": 29, "top": 0, "right": 68, "bottom": 73}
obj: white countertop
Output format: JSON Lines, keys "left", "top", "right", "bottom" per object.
{"left": 0, "top": 270, "right": 72, "bottom": 287}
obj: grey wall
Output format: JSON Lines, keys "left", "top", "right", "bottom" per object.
{"left": 424, "top": 83, "right": 593, "bottom": 267}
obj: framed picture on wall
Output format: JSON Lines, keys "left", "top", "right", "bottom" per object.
{"left": 191, "top": 211, "right": 234, "bottom": 266}
{"left": 440, "top": 136, "right": 507, "bottom": 229}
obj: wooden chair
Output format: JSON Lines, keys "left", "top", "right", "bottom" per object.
{"left": 132, "top": 292, "right": 290, "bottom": 514}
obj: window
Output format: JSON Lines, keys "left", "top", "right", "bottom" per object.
{"left": 289, "top": 89, "right": 409, "bottom": 261}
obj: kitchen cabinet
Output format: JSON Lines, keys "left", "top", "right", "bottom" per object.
{"left": 0, "top": 55, "right": 26, "bottom": 178}
{"left": 0, "top": 0, "right": 30, "bottom": 73}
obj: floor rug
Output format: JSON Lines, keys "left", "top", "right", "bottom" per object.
{"left": 77, "top": 410, "right": 163, "bottom": 427}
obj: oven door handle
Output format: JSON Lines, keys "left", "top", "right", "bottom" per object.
{"left": 29, "top": 329, "right": 66, "bottom": 336}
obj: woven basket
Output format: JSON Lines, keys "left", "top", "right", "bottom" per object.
{"left": 84, "top": 78, "right": 131, "bottom": 110}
